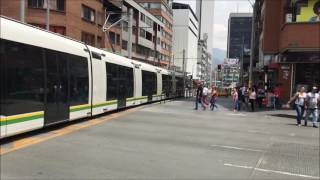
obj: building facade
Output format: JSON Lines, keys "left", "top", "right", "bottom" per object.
{"left": 254, "top": 0, "right": 320, "bottom": 100}
{"left": 197, "top": 38, "right": 211, "bottom": 84}
{"left": 0, "top": 0, "right": 109, "bottom": 48}
{"left": 0, "top": 0, "right": 171, "bottom": 68}
{"left": 227, "top": 13, "right": 252, "bottom": 84}
{"left": 172, "top": 2, "right": 198, "bottom": 79}
{"left": 135, "top": 0, "right": 173, "bottom": 67}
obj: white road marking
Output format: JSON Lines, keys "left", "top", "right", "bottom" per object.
{"left": 289, "top": 133, "right": 295, "bottom": 137}
{"left": 210, "top": 145, "right": 264, "bottom": 152}
{"left": 227, "top": 113, "right": 247, "bottom": 116}
{"left": 224, "top": 163, "right": 320, "bottom": 179}
{"left": 248, "top": 130, "right": 270, "bottom": 134}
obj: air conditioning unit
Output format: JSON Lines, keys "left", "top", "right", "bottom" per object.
{"left": 286, "top": 14, "right": 292, "bottom": 23}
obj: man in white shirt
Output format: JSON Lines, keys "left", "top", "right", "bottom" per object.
{"left": 305, "top": 87, "right": 320, "bottom": 128}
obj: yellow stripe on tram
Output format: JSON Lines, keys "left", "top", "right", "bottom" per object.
{"left": 5, "top": 111, "right": 44, "bottom": 121}
{"left": 70, "top": 104, "right": 90, "bottom": 110}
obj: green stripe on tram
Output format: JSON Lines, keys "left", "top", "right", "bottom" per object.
{"left": 0, "top": 114, "right": 44, "bottom": 126}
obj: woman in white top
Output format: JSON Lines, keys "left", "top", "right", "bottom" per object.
{"left": 249, "top": 88, "right": 257, "bottom": 112}
{"left": 288, "top": 86, "right": 307, "bottom": 126}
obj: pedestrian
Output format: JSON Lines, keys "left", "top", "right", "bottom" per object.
{"left": 304, "top": 86, "right": 319, "bottom": 128}
{"left": 249, "top": 88, "right": 257, "bottom": 112}
{"left": 274, "top": 84, "right": 281, "bottom": 109}
{"left": 287, "top": 86, "right": 307, "bottom": 126}
{"left": 202, "top": 85, "right": 209, "bottom": 110}
{"left": 210, "top": 86, "right": 218, "bottom": 110}
{"left": 257, "top": 86, "right": 265, "bottom": 108}
{"left": 194, "top": 82, "right": 203, "bottom": 110}
{"left": 232, "top": 87, "right": 239, "bottom": 112}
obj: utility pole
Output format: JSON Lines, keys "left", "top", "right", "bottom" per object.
{"left": 182, "top": 49, "right": 186, "bottom": 97}
{"left": 249, "top": 2, "right": 256, "bottom": 88}
{"left": 127, "top": 8, "right": 133, "bottom": 59}
{"left": 20, "top": 0, "right": 25, "bottom": 22}
{"left": 46, "top": 0, "right": 50, "bottom": 30}
{"left": 240, "top": 35, "right": 245, "bottom": 85}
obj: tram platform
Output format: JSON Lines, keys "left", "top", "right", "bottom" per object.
{"left": 1, "top": 98, "right": 319, "bottom": 179}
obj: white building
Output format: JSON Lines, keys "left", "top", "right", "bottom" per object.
{"left": 172, "top": 3, "right": 199, "bottom": 79}
{"left": 196, "top": 0, "right": 214, "bottom": 52}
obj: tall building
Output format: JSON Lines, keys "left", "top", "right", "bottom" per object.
{"left": 253, "top": 0, "right": 320, "bottom": 101}
{"left": 227, "top": 13, "right": 252, "bottom": 83}
{"left": 0, "top": 0, "right": 170, "bottom": 68}
{"left": 196, "top": 0, "right": 214, "bottom": 52}
{"left": 135, "top": 0, "right": 173, "bottom": 67}
{"left": 172, "top": 2, "right": 198, "bottom": 79}
{"left": 196, "top": 0, "right": 214, "bottom": 84}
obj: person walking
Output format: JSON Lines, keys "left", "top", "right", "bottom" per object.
{"left": 202, "top": 85, "right": 209, "bottom": 110}
{"left": 257, "top": 86, "right": 265, "bottom": 108}
{"left": 232, "top": 87, "right": 239, "bottom": 112}
{"left": 194, "top": 82, "right": 203, "bottom": 110}
{"left": 210, "top": 86, "right": 218, "bottom": 110}
{"left": 274, "top": 84, "right": 281, "bottom": 109}
{"left": 288, "top": 86, "right": 307, "bottom": 126}
{"left": 304, "top": 86, "right": 319, "bottom": 128}
{"left": 249, "top": 88, "right": 257, "bottom": 112}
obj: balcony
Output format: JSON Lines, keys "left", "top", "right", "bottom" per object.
{"left": 279, "top": 23, "right": 320, "bottom": 52}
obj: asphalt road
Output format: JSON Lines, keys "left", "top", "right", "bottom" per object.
{"left": 1, "top": 98, "right": 319, "bottom": 180}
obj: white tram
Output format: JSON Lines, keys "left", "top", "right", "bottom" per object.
{"left": 0, "top": 16, "right": 184, "bottom": 138}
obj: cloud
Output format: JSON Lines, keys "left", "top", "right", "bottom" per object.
{"left": 212, "top": 23, "right": 228, "bottom": 50}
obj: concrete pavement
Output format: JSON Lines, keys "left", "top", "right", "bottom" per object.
{"left": 1, "top": 98, "right": 319, "bottom": 179}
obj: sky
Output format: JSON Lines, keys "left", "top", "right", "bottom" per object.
{"left": 174, "top": 0, "right": 253, "bottom": 51}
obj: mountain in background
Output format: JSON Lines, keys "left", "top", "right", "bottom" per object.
{"left": 212, "top": 48, "right": 226, "bottom": 65}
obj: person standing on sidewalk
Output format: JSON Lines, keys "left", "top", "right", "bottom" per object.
{"left": 232, "top": 87, "right": 239, "bottom": 112}
{"left": 195, "top": 82, "right": 203, "bottom": 110}
{"left": 249, "top": 88, "right": 257, "bottom": 112}
{"left": 304, "top": 86, "right": 319, "bottom": 128}
{"left": 288, "top": 86, "right": 307, "bottom": 126}
{"left": 257, "top": 86, "right": 265, "bottom": 109}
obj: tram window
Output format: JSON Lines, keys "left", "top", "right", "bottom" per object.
{"left": 118, "top": 66, "right": 134, "bottom": 98}
{"left": 1, "top": 39, "right": 45, "bottom": 116}
{"left": 162, "top": 74, "right": 169, "bottom": 94}
{"left": 0, "top": 40, "right": 5, "bottom": 116}
{"left": 69, "top": 55, "right": 89, "bottom": 106}
{"left": 142, "top": 71, "right": 157, "bottom": 96}
{"left": 106, "top": 63, "right": 134, "bottom": 100}
{"left": 106, "top": 63, "right": 118, "bottom": 100}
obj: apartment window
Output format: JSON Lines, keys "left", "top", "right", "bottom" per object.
{"left": 146, "top": 31, "right": 152, "bottom": 41}
{"left": 116, "top": 34, "right": 120, "bottom": 46}
{"left": 109, "top": 32, "right": 116, "bottom": 44}
{"left": 28, "top": 0, "right": 65, "bottom": 11}
{"left": 122, "top": 40, "right": 128, "bottom": 50}
{"left": 97, "top": 12, "right": 104, "bottom": 25}
{"left": 30, "top": 23, "right": 65, "bottom": 35}
{"left": 123, "top": 21, "right": 128, "bottom": 32}
{"left": 81, "top": 32, "right": 95, "bottom": 46}
{"left": 140, "top": 28, "right": 146, "bottom": 38}
{"left": 157, "top": 37, "right": 160, "bottom": 45}
{"left": 146, "top": 17, "right": 153, "bottom": 27}
{"left": 82, "top": 5, "right": 95, "bottom": 23}
{"left": 140, "top": 13, "right": 145, "bottom": 22}
{"left": 150, "top": 3, "right": 161, "bottom": 8}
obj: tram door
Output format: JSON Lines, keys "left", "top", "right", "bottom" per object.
{"left": 45, "top": 52, "right": 69, "bottom": 125}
